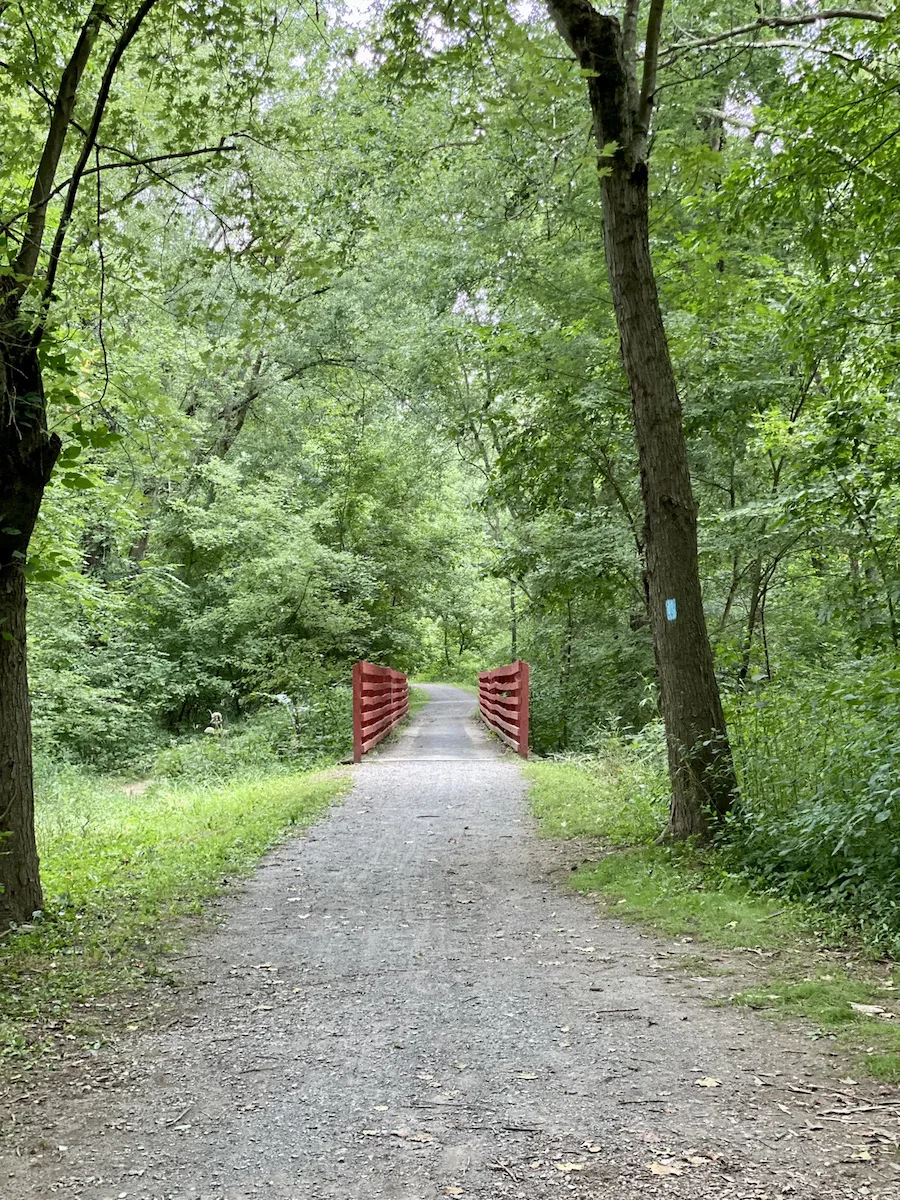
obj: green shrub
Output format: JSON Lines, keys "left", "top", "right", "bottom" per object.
{"left": 154, "top": 688, "right": 353, "bottom": 783}
{"left": 725, "top": 660, "right": 900, "bottom": 951}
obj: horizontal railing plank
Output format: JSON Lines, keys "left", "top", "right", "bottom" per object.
{"left": 477, "top": 660, "right": 529, "bottom": 758}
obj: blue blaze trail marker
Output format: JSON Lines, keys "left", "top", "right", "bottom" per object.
{"left": 666, "top": 598, "right": 677, "bottom": 622}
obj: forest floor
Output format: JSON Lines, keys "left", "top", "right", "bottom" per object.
{"left": 1, "top": 684, "right": 898, "bottom": 1199}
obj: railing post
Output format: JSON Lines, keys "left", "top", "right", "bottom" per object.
{"left": 518, "top": 659, "right": 529, "bottom": 759}
{"left": 352, "top": 660, "right": 364, "bottom": 764}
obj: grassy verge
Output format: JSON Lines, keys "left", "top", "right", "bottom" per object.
{"left": 408, "top": 685, "right": 431, "bottom": 716}
{"left": 524, "top": 756, "right": 900, "bottom": 1082}
{"left": 0, "top": 766, "right": 350, "bottom": 1061}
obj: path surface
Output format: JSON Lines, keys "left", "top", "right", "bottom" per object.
{"left": 2, "top": 685, "right": 898, "bottom": 1198}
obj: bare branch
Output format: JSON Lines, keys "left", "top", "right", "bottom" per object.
{"left": 663, "top": 8, "right": 885, "bottom": 59}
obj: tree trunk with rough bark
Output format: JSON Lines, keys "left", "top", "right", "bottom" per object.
{"left": 547, "top": 0, "right": 736, "bottom": 837}
{"left": 0, "top": 337, "right": 60, "bottom": 924}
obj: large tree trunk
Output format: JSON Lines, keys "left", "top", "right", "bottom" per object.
{"left": 0, "top": 563, "right": 44, "bottom": 926}
{"left": 0, "top": 338, "right": 60, "bottom": 924}
{"left": 547, "top": 0, "right": 736, "bottom": 837}
{"left": 601, "top": 160, "right": 734, "bottom": 835}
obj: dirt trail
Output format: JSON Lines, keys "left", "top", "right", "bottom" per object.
{"left": 2, "top": 684, "right": 898, "bottom": 1198}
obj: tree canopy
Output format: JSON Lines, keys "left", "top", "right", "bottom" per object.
{"left": 1, "top": 0, "right": 899, "bottom": 927}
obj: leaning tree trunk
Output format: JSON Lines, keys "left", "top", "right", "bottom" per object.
{"left": 601, "top": 161, "right": 735, "bottom": 835}
{"left": 547, "top": 0, "right": 736, "bottom": 837}
{"left": 0, "top": 335, "right": 60, "bottom": 924}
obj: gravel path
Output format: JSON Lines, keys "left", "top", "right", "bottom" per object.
{"left": 2, "top": 685, "right": 898, "bottom": 1198}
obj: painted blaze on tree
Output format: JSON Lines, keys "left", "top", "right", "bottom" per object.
{"left": 545, "top": 0, "right": 736, "bottom": 838}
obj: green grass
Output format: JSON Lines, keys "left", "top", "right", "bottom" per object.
{"left": 408, "top": 685, "right": 430, "bottom": 716}
{"left": 571, "top": 847, "right": 808, "bottom": 947}
{"left": 733, "top": 974, "right": 900, "bottom": 1080}
{"left": 524, "top": 757, "right": 667, "bottom": 845}
{"left": 0, "top": 766, "right": 350, "bottom": 1060}
{"left": 523, "top": 753, "right": 900, "bottom": 1081}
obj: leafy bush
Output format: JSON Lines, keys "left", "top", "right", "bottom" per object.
{"left": 154, "top": 688, "right": 353, "bottom": 783}
{"left": 725, "top": 660, "right": 900, "bottom": 950}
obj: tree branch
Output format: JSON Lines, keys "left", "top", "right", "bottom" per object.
{"left": 39, "top": 0, "right": 161, "bottom": 324}
{"left": 622, "top": 0, "right": 640, "bottom": 71}
{"left": 62, "top": 143, "right": 239, "bottom": 190}
{"left": 2, "top": 144, "right": 240, "bottom": 236}
{"left": 662, "top": 8, "right": 885, "bottom": 60}
{"left": 712, "top": 38, "right": 889, "bottom": 76}
{"left": 11, "top": 1, "right": 106, "bottom": 285}
{"left": 636, "top": 0, "right": 665, "bottom": 144}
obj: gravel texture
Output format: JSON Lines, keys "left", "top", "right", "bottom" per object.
{"left": 2, "top": 684, "right": 898, "bottom": 1198}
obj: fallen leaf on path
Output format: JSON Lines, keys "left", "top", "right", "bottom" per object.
{"left": 849, "top": 1149, "right": 872, "bottom": 1161}
{"left": 850, "top": 1003, "right": 890, "bottom": 1017}
{"left": 694, "top": 1077, "right": 721, "bottom": 1088}
{"left": 685, "top": 1155, "right": 711, "bottom": 1165}
{"left": 583, "top": 1142, "right": 602, "bottom": 1153}
{"left": 553, "top": 1162, "right": 585, "bottom": 1172}
{"left": 391, "top": 1129, "right": 434, "bottom": 1143}
{"left": 649, "top": 1162, "right": 683, "bottom": 1176}
{"left": 517, "top": 1072, "right": 537, "bottom": 1079}
{"left": 444, "top": 1188, "right": 464, "bottom": 1196}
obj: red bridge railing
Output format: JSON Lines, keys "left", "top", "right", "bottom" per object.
{"left": 478, "top": 660, "right": 529, "bottom": 758}
{"left": 352, "top": 661, "right": 409, "bottom": 762}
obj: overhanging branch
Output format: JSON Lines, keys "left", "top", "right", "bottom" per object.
{"left": 39, "top": 0, "right": 161, "bottom": 323}
{"left": 662, "top": 8, "right": 885, "bottom": 60}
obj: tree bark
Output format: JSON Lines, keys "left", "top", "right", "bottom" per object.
{"left": 509, "top": 579, "right": 517, "bottom": 660}
{"left": 0, "top": 341, "right": 60, "bottom": 924}
{"left": 0, "top": 1, "right": 158, "bottom": 924}
{"left": 547, "top": 0, "right": 736, "bottom": 837}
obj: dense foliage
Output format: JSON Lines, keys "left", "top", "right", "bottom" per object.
{"left": 3, "top": 1, "right": 900, "bottom": 934}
